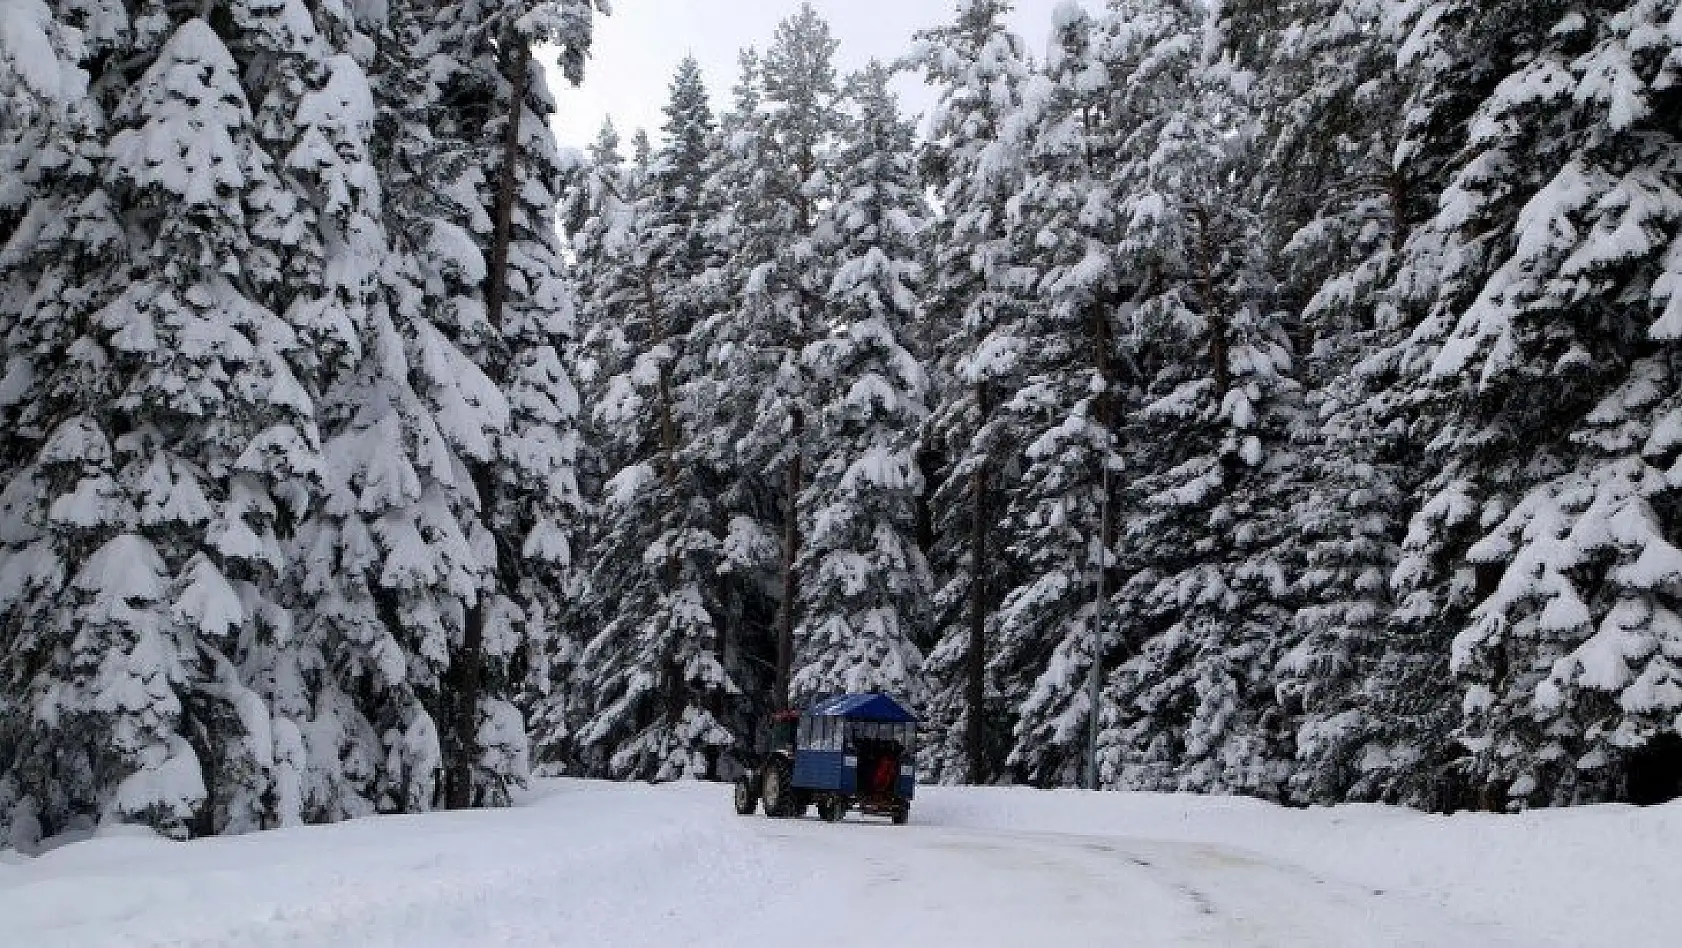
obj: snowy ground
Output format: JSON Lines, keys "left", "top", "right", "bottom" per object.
{"left": 2, "top": 780, "right": 1675, "bottom": 947}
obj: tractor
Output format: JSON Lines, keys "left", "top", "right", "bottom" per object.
{"left": 733, "top": 693, "right": 917, "bottom": 824}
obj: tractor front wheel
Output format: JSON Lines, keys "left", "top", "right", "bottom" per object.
{"left": 733, "top": 775, "right": 758, "bottom": 815}
{"left": 761, "top": 760, "right": 795, "bottom": 818}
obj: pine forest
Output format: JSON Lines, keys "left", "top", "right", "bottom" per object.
{"left": 7, "top": 0, "right": 1682, "bottom": 846}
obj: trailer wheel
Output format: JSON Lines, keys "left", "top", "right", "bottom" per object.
{"left": 891, "top": 803, "right": 910, "bottom": 825}
{"left": 817, "top": 795, "right": 846, "bottom": 822}
{"left": 733, "top": 775, "right": 758, "bottom": 815}
{"left": 761, "top": 759, "right": 794, "bottom": 818}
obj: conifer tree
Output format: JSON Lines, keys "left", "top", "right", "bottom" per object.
{"left": 692, "top": 5, "right": 842, "bottom": 712}
{"left": 390, "top": 0, "right": 597, "bottom": 808}
{"left": 1233, "top": 0, "right": 1440, "bottom": 805}
{"left": 992, "top": 2, "right": 1127, "bottom": 787}
{"left": 535, "top": 119, "right": 634, "bottom": 774}
{"left": 563, "top": 60, "right": 737, "bottom": 781}
{"left": 686, "top": 49, "right": 788, "bottom": 740}
{"left": 1, "top": 10, "right": 352, "bottom": 839}
{"left": 791, "top": 62, "right": 932, "bottom": 705}
{"left": 909, "top": 0, "right": 1035, "bottom": 785}
{"left": 1394, "top": 0, "right": 1682, "bottom": 807}
{"left": 1094, "top": 0, "right": 1306, "bottom": 798}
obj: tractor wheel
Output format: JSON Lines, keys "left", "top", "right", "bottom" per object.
{"left": 817, "top": 795, "right": 846, "bottom": 823}
{"left": 891, "top": 802, "right": 910, "bottom": 825}
{"left": 761, "top": 760, "right": 794, "bottom": 818}
{"left": 733, "top": 775, "right": 758, "bottom": 816}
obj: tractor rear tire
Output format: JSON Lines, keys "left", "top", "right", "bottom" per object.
{"left": 761, "top": 759, "right": 795, "bottom": 818}
{"left": 733, "top": 776, "right": 758, "bottom": 816}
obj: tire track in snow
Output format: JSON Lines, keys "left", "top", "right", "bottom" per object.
{"left": 941, "top": 826, "right": 1540, "bottom": 948}
{"left": 749, "top": 816, "right": 1224, "bottom": 946}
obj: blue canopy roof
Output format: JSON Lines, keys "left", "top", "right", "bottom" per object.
{"left": 805, "top": 693, "right": 918, "bottom": 723}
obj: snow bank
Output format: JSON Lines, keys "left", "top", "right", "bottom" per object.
{"left": 0, "top": 782, "right": 787, "bottom": 948}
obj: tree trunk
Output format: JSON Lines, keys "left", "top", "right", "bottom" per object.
{"left": 448, "top": 38, "right": 528, "bottom": 812}
{"left": 965, "top": 382, "right": 991, "bottom": 785}
{"left": 775, "top": 158, "right": 816, "bottom": 714}
{"left": 1088, "top": 290, "right": 1117, "bottom": 790}
{"left": 1090, "top": 285, "right": 1115, "bottom": 587}
{"left": 915, "top": 442, "right": 938, "bottom": 560}
{"left": 484, "top": 41, "right": 527, "bottom": 343}
{"left": 775, "top": 411, "right": 803, "bottom": 711}
{"left": 1196, "top": 207, "right": 1229, "bottom": 395}
{"left": 642, "top": 268, "right": 681, "bottom": 586}
{"left": 1388, "top": 169, "right": 1411, "bottom": 253}
{"left": 643, "top": 269, "right": 679, "bottom": 490}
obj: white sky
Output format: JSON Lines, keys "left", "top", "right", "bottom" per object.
{"left": 547, "top": 0, "right": 1085, "bottom": 148}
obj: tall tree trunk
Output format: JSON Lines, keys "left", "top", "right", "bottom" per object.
{"left": 643, "top": 268, "right": 680, "bottom": 580}
{"left": 965, "top": 382, "right": 991, "bottom": 784}
{"left": 1088, "top": 290, "right": 1117, "bottom": 789}
{"left": 448, "top": 39, "right": 528, "bottom": 811}
{"left": 643, "top": 270, "right": 678, "bottom": 489}
{"left": 1195, "top": 207, "right": 1229, "bottom": 395}
{"left": 915, "top": 442, "right": 938, "bottom": 560}
{"left": 771, "top": 160, "right": 819, "bottom": 714}
{"left": 1388, "top": 169, "right": 1411, "bottom": 253}
{"left": 1090, "top": 286, "right": 1115, "bottom": 579}
{"left": 775, "top": 410, "right": 803, "bottom": 711}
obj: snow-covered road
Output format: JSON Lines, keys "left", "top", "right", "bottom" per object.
{"left": 2, "top": 779, "right": 1675, "bottom": 947}
{"left": 745, "top": 819, "right": 1513, "bottom": 948}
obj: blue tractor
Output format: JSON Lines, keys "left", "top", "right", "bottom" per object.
{"left": 733, "top": 693, "right": 918, "bottom": 824}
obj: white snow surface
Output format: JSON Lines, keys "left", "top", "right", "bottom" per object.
{"left": 1, "top": 779, "right": 1673, "bottom": 947}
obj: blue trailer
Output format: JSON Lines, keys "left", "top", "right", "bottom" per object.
{"left": 734, "top": 693, "right": 917, "bottom": 824}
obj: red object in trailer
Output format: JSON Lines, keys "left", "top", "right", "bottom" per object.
{"left": 871, "top": 756, "right": 896, "bottom": 794}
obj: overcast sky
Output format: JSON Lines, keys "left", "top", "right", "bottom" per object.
{"left": 547, "top": 0, "right": 1085, "bottom": 149}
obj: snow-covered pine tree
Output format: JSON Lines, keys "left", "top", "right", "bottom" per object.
{"left": 684, "top": 48, "right": 788, "bottom": 742}
{"left": 693, "top": 5, "right": 842, "bottom": 713}
{"left": 1, "top": 2, "right": 113, "bottom": 847}
{"left": 908, "top": 0, "right": 1035, "bottom": 785}
{"left": 991, "top": 1, "right": 1128, "bottom": 788}
{"left": 534, "top": 119, "right": 636, "bottom": 775}
{"left": 1095, "top": 0, "right": 1306, "bottom": 798}
{"left": 477, "top": 3, "right": 592, "bottom": 804}
{"left": 564, "top": 59, "right": 737, "bottom": 781}
{"left": 1392, "top": 0, "right": 1682, "bottom": 808}
{"left": 0, "top": 0, "right": 93, "bottom": 843}
{"left": 1, "top": 8, "right": 353, "bottom": 840}
{"left": 386, "top": 0, "right": 597, "bottom": 808}
{"left": 213, "top": 0, "right": 397, "bottom": 832}
{"left": 761, "top": 4, "right": 844, "bottom": 712}
{"left": 791, "top": 62, "right": 932, "bottom": 706}
{"left": 271, "top": 0, "right": 481, "bottom": 821}
{"left": 649, "top": 61, "right": 771, "bottom": 761}
{"left": 1227, "top": 0, "right": 1443, "bottom": 806}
